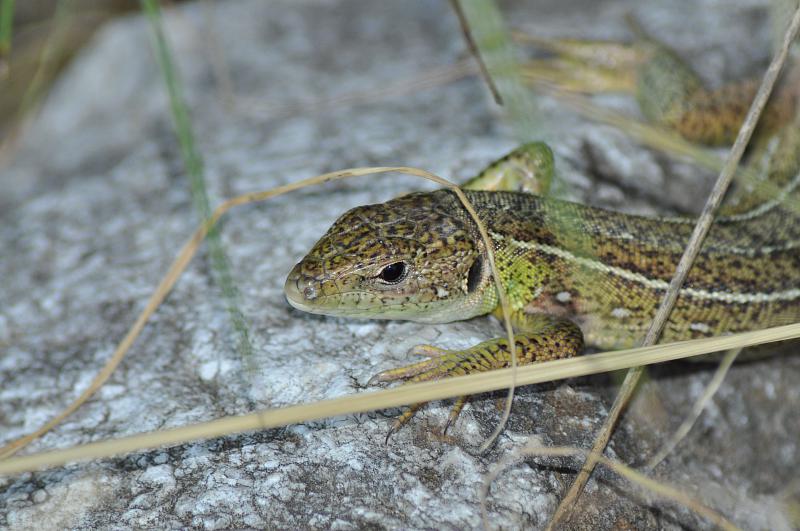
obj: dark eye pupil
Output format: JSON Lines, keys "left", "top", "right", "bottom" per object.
{"left": 379, "top": 262, "right": 406, "bottom": 282}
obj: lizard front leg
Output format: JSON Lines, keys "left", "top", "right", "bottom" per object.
{"left": 461, "top": 142, "right": 555, "bottom": 195}
{"left": 369, "top": 313, "right": 584, "bottom": 438}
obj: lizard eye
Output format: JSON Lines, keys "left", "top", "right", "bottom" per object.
{"left": 378, "top": 262, "right": 407, "bottom": 283}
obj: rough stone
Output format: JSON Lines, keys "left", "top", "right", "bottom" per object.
{"left": 1, "top": 0, "right": 798, "bottom": 529}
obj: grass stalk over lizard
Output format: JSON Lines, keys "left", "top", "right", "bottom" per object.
{"left": 549, "top": 6, "right": 800, "bottom": 527}
{"left": 1, "top": 321, "right": 798, "bottom": 476}
{"left": 0, "top": 165, "right": 518, "bottom": 459}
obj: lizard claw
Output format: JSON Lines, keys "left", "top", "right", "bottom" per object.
{"left": 366, "top": 372, "right": 386, "bottom": 386}
{"left": 384, "top": 422, "right": 399, "bottom": 445}
{"left": 383, "top": 402, "right": 426, "bottom": 444}
{"left": 408, "top": 344, "right": 447, "bottom": 358}
{"left": 366, "top": 345, "right": 449, "bottom": 385}
{"left": 443, "top": 395, "right": 470, "bottom": 435}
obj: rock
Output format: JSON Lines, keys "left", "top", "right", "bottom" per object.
{"left": 1, "top": 0, "right": 797, "bottom": 529}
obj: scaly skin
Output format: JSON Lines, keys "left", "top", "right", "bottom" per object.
{"left": 286, "top": 145, "right": 800, "bottom": 350}
{"left": 633, "top": 40, "right": 798, "bottom": 146}
{"left": 285, "top": 33, "right": 800, "bottom": 435}
{"left": 524, "top": 30, "right": 800, "bottom": 146}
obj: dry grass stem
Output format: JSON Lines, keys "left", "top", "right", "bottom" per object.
{"left": 645, "top": 347, "right": 741, "bottom": 470}
{"left": 1, "top": 322, "right": 798, "bottom": 476}
{"left": 528, "top": 83, "right": 799, "bottom": 216}
{"left": 0, "top": 165, "right": 518, "bottom": 462}
{"left": 236, "top": 61, "right": 474, "bottom": 120}
{"left": 482, "top": 445, "right": 741, "bottom": 531}
{"left": 449, "top": 0, "right": 503, "bottom": 104}
{"left": 548, "top": 6, "right": 800, "bottom": 527}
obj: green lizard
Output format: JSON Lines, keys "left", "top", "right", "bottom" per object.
{"left": 284, "top": 35, "right": 800, "bottom": 435}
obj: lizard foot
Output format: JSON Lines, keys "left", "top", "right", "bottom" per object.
{"left": 368, "top": 343, "right": 502, "bottom": 385}
{"left": 368, "top": 321, "right": 584, "bottom": 441}
{"left": 369, "top": 342, "right": 507, "bottom": 442}
{"left": 381, "top": 394, "right": 471, "bottom": 444}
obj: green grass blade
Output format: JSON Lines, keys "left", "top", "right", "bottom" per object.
{"left": 0, "top": 0, "right": 13, "bottom": 57}
{"left": 457, "top": 0, "right": 543, "bottom": 141}
{"left": 140, "top": 0, "right": 254, "bottom": 363}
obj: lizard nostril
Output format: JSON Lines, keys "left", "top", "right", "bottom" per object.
{"left": 303, "top": 286, "right": 318, "bottom": 300}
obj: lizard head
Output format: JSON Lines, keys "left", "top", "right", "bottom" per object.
{"left": 284, "top": 190, "right": 495, "bottom": 323}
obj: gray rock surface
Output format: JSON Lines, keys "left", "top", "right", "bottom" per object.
{"left": 1, "top": 0, "right": 798, "bottom": 529}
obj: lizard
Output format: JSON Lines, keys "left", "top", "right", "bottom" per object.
{"left": 283, "top": 33, "right": 800, "bottom": 436}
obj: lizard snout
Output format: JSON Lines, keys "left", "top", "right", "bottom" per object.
{"left": 284, "top": 264, "right": 320, "bottom": 310}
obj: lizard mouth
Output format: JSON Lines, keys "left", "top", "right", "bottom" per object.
{"left": 284, "top": 263, "right": 355, "bottom": 315}
{"left": 285, "top": 266, "right": 420, "bottom": 319}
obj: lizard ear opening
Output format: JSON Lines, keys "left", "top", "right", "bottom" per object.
{"left": 467, "top": 256, "right": 483, "bottom": 294}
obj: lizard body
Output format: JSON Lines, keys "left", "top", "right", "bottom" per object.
{"left": 285, "top": 156, "right": 800, "bottom": 353}
{"left": 284, "top": 31, "right": 800, "bottom": 431}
